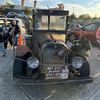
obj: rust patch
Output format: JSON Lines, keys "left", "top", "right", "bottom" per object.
{"left": 15, "top": 45, "right": 32, "bottom": 56}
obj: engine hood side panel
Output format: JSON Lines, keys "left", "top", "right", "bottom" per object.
{"left": 15, "top": 45, "right": 32, "bottom": 57}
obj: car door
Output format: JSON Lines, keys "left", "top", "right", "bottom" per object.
{"left": 82, "top": 23, "right": 97, "bottom": 41}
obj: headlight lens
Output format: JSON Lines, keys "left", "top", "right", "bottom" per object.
{"left": 71, "top": 57, "right": 83, "bottom": 69}
{"left": 27, "top": 57, "right": 39, "bottom": 69}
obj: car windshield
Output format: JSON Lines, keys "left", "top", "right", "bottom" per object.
{"left": 82, "top": 23, "right": 97, "bottom": 31}
{"left": 34, "top": 15, "right": 66, "bottom": 31}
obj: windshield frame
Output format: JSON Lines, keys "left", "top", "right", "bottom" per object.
{"left": 32, "top": 9, "right": 69, "bottom": 34}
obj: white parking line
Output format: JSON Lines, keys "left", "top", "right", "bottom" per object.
{"left": 93, "top": 72, "right": 100, "bottom": 78}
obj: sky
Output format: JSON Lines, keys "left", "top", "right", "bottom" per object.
{"left": 1, "top": 0, "right": 100, "bottom": 17}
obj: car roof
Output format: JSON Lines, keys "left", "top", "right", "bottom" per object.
{"left": 82, "top": 21, "right": 100, "bottom": 27}
{"left": 93, "top": 21, "right": 100, "bottom": 24}
{"left": 32, "top": 9, "right": 69, "bottom": 16}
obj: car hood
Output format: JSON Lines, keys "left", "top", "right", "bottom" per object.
{"left": 70, "top": 27, "right": 81, "bottom": 33}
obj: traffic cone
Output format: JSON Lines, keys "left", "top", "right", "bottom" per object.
{"left": 17, "top": 34, "right": 23, "bottom": 46}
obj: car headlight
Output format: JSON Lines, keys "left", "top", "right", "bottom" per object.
{"left": 27, "top": 57, "right": 39, "bottom": 69}
{"left": 71, "top": 57, "right": 83, "bottom": 69}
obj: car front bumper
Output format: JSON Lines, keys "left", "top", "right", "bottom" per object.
{"left": 14, "top": 76, "right": 93, "bottom": 85}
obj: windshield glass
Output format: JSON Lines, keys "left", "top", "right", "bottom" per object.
{"left": 34, "top": 15, "right": 66, "bottom": 30}
{"left": 50, "top": 16, "right": 65, "bottom": 30}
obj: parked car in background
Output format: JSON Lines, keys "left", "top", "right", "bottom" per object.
{"left": 68, "top": 21, "right": 100, "bottom": 45}
{"left": 68, "top": 21, "right": 82, "bottom": 31}
{"left": 6, "top": 12, "right": 19, "bottom": 18}
{"left": 6, "top": 12, "right": 26, "bottom": 19}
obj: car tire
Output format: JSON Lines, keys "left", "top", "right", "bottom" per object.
{"left": 13, "top": 56, "right": 24, "bottom": 78}
{"left": 97, "top": 39, "right": 100, "bottom": 44}
{"left": 13, "top": 52, "right": 32, "bottom": 78}
{"left": 79, "top": 60, "right": 90, "bottom": 77}
{"left": 68, "top": 54, "right": 90, "bottom": 77}
{"left": 92, "top": 40, "right": 100, "bottom": 48}
{"left": 96, "top": 39, "right": 100, "bottom": 47}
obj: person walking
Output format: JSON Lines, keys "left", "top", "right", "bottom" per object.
{"left": 0, "top": 31, "right": 6, "bottom": 56}
{"left": 2, "top": 19, "right": 12, "bottom": 49}
{"left": 9, "top": 20, "right": 21, "bottom": 46}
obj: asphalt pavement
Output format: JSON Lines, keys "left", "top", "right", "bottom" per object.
{"left": 0, "top": 46, "right": 100, "bottom": 100}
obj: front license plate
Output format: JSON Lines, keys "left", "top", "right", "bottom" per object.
{"left": 46, "top": 66, "right": 69, "bottom": 80}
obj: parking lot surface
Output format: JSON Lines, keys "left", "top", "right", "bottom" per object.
{"left": 0, "top": 46, "right": 100, "bottom": 100}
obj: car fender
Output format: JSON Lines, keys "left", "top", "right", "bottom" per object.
{"left": 15, "top": 45, "right": 32, "bottom": 57}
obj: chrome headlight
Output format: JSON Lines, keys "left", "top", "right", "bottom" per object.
{"left": 71, "top": 57, "right": 83, "bottom": 69}
{"left": 27, "top": 57, "right": 39, "bottom": 69}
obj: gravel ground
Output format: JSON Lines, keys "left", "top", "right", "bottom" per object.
{"left": 0, "top": 46, "right": 100, "bottom": 100}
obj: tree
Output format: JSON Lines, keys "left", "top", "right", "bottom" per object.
{"left": 69, "top": 14, "right": 77, "bottom": 21}
{"left": 79, "top": 14, "right": 91, "bottom": 20}
{"left": 24, "top": 7, "right": 31, "bottom": 15}
{"left": 92, "top": 17, "right": 98, "bottom": 20}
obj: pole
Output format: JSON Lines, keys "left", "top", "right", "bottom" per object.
{"left": 6, "top": 0, "right": 7, "bottom": 6}
{"left": 21, "top": 0, "right": 24, "bottom": 7}
{"left": 34, "top": 0, "right": 37, "bottom": 10}
{"left": 73, "top": 6, "right": 75, "bottom": 14}
{"left": 33, "top": 0, "right": 37, "bottom": 30}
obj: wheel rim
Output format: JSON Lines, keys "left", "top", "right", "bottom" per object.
{"left": 97, "top": 39, "right": 100, "bottom": 44}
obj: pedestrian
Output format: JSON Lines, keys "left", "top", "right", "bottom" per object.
{"left": 0, "top": 30, "right": 6, "bottom": 56}
{"left": 2, "top": 19, "right": 12, "bottom": 49}
{"left": 9, "top": 20, "right": 21, "bottom": 46}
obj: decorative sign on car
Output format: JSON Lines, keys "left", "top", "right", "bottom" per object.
{"left": 46, "top": 65, "right": 69, "bottom": 80}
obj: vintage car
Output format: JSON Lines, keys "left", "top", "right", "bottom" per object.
{"left": 13, "top": 9, "right": 92, "bottom": 84}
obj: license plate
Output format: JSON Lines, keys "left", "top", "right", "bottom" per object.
{"left": 46, "top": 66, "right": 69, "bottom": 80}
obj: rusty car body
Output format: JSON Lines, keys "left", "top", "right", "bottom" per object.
{"left": 13, "top": 9, "right": 92, "bottom": 84}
